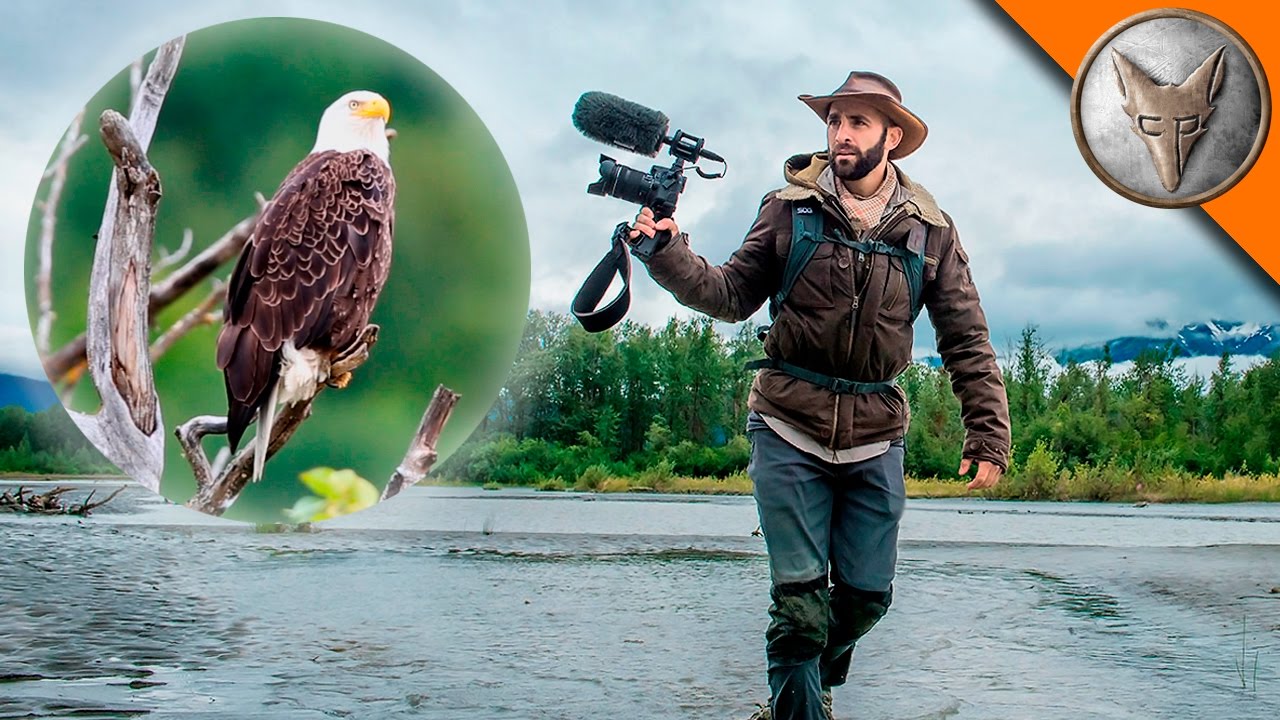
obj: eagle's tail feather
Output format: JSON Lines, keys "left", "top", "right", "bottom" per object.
{"left": 253, "top": 381, "right": 280, "bottom": 483}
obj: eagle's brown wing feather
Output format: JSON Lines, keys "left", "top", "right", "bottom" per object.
{"left": 216, "top": 149, "right": 395, "bottom": 452}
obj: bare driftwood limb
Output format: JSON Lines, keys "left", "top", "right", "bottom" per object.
{"left": 71, "top": 110, "right": 165, "bottom": 491}
{"left": 0, "top": 485, "right": 126, "bottom": 515}
{"left": 149, "top": 280, "right": 225, "bottom": 361}
{"left": 67, "top": 37, "right": 184, "bottom": 495}
{"left": 381, "top": 385, "right": 462, "bottom": 501}
{"left": 129, "top": 57, "right": 143, "bottom": 112}
{"left": 181, "top": 325, "right": 381, "bottom": 516}
{"left": 175, "top": 415, "right": 226, "bottom": 494}
{"left": 128, "top": 39, "right": 184, "bottom": 148}
{"left": 44, "top": 208, "right": 256, "bottom": 382}
{"left": 35, "top": 109, "right": 89, "bottom": 355}
{"left": 155, "top": 227, "right": 194, "bottom": 273}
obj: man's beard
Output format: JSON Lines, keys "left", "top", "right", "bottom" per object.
{"left": 832, "top": 127, "right": 888, "bottom": 181}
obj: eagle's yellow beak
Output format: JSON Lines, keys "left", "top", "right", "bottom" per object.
{"left": 355, "top": 97, "right": 391, "bottom": 122}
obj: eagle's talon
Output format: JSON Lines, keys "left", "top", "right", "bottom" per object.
{"left": 328, "top": 372, "right": 353, "bottom": 389}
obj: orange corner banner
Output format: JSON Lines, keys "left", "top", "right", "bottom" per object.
{"left": 996, "top": 0, "right": 1278, "bottom": 285}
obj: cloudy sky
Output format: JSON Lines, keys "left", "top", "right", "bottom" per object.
{"left": 1, "top": 0, "right": 1277, "bottom": 379}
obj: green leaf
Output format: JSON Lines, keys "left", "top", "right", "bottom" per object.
{"left": 296, "top": 466, "right": 380, "bottom": 520}
{"left": 284, "top": 496, "right": 328, "bottom": 523}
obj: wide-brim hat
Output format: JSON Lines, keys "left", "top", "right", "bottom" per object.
{"left": 798, "top": 71, "right": 928, "bottom": 159}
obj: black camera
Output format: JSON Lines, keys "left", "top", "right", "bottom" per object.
{"left": 586, "top": 156, "right": 686, "bottom": 258}
{"left": 570, "top": 92, "right": 728, "bottom": 332}
{"left": 582, "top": 129, "right": 725, "bottom": 261}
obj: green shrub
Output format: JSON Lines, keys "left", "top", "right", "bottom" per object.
{"left": 574, "top": 464, "right": 611, "bottom": 491}
{"left": 1062, "top": 461, "right": 1132, "bottom": 502}
{"left": 637, "top": 459, "right": 675, "bottom": 490}
{"left": 535, "top": 477, "right": 567, "bottom": 492}
{"left": 1008, "top": 440, "right": 1062, "bottom": 500}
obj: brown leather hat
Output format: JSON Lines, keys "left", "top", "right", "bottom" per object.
{"left": 799, "top": 71, "right": 928, "bottom": 159}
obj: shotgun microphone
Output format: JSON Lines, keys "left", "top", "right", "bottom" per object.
{"left": 572, "top": 91, "right": 670, "bottom": 157}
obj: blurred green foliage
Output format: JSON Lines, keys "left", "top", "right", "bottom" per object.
{"left": 24, "top": 19, "right": 529, "bottom": 522}
{"left": 285, "top": 467, "right": 380, "bottom": 522}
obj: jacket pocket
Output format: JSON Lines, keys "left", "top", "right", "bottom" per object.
{"left": 787, "top": 242, "right": 837, "bottom": 309}
{"left": 879, "top": 256, "right": 911, "bottom": 321}
{"left": 871, "top": 256, "right": 917, "bottom": 376}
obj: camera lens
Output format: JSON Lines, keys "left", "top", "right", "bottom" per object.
{"left": 605, "top": 164, "right": 655, "bottom": 205}
{"left": 586, "top": 155, "right": 617, "bottom": 197}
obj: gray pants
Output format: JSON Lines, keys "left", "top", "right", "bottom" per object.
{"left": 748, "top": 423, "right": 905, "bottom": 720}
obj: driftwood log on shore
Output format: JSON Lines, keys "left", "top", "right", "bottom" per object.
{"left": 0, "top": 485, "right": 126, "bottom": 516}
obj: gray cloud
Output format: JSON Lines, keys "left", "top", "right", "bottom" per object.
{"left": 0, "top": 0, "right": 1276, "bottom": 379}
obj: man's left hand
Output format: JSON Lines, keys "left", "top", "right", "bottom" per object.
{"left": 959, "top": 458, "right": 1003, "bottom": 490}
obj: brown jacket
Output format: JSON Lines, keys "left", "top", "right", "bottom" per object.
{"left": 642, "top": 153, "right": 1011, "bottom": 469}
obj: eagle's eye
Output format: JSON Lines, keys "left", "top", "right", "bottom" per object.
{"left": 348, "top": 100, "right": 360, "bottom": 110}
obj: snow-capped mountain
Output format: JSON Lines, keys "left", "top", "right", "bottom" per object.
{"left": 1056, "top": 320, "right": 1280, "bottom": 365}
{"left": 918, "top": 320, "right": 1277, "bottom": 379}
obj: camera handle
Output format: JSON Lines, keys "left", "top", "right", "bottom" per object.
{"left": 572, "top": 222, "right": 634, "bottom": 333}
{"left": 573, "top": 156, "right": 685, "bottom": 332}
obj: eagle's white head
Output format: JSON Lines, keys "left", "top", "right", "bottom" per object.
{"left": 311, "top": 90, "right": 392, "bottom": 162}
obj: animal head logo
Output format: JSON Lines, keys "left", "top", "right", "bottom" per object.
{"left": 1111, "top": 46, "right": 1227, "bottom": 192}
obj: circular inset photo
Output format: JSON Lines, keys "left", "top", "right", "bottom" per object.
{"left": 23, "top": 18, "right": 529, "bottom": 523}
{"left": 1070, "top": 8, "right": 1270, "bottom": 208}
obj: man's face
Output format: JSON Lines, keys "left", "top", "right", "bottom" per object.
{"left": 826, "top": 99, "right": 903, "bottom": 182}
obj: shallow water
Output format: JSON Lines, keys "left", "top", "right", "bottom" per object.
{"left": 1, "top": 481, "right": 1277, "bottom": 719}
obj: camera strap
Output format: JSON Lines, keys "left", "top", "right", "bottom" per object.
{"left": 572, "top": 221, "right": 633, "bottom": 333}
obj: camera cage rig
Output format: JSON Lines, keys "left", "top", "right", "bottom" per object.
{"left": 572, "top": 130, "right": 728, "bottom": 333}
{"left": 666, "top": 130, "right": 728, "bottom": 179}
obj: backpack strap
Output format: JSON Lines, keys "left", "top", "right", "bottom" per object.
{"left": 744, "top": 357, "right": 898, "bottom": 395}
{"left": 770, "top": 201, "right": 824, "bottom": 321}
{"left": 746, "top": 202, "right": 924, "bottom": 394}
{"left": 903, "top": 223, "right": 927, "bottom": 322}
{"left": 839, "top": 223, "right": 928, "bottom": 322}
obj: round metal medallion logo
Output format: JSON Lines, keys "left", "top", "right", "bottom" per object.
{"left": 1071, "top": 8, "right": 1270, "bottom": 208}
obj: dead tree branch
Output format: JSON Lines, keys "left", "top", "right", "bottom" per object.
{"left": 77, "top": 486, "right": 128, "bottom": 514}
{"left": 128, "top": 40, "right": 183, "bottom": 146}
{"left": 149, "top": 280, "right": 225, "bottom": 360}
{"left": 180, "top": 325, "right": 381, "bottom": 516}
{"left": 35, "top": 109, "right": 88, "bottom": 355}
{"left": 155, "top": 227, "right": 194, "bottom": 273}
{"left": 148, "top": 211, "right": 255, "bottom": 316}
{"left": 0, "top": 485, "right": 127, "bottom": 515}
{"left": 72, "top": 110, "right": 165, "bottom": 491}
{"left": 67, "top": 37, "right": 184, "bottom": 495}
{"left": 381, "top": 385, "right": 462, "bottom": 501}
{"left": 43, "top": 209, "right": 256, "bottom": 382}
{"left": 129, "top": 57, "right": 143, "bottom": 112}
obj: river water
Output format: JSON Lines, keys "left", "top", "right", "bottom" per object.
{"left": 1, "top": 481, "right": 1277, "bottom": 719}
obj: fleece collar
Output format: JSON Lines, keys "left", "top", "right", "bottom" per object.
{"left": 776, "top": 152, "right": 947, "bottom": 227}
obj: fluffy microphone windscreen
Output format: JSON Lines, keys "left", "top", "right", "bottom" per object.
{"left": 572, "top": 91, "right": 669, "bottom": 157}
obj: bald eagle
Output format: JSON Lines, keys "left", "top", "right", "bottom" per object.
{"left": 216, "top": 90, "right": 397, "bottom": 482}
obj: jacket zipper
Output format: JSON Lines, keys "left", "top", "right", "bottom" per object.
{"left": 820, "top": 197, "right": 859, "bottom": 448}
{"left": 840, "top": 205, "right": 908, "bottom": 366}
{"left": 827, "top": 200, "right": 908, "bottom": 447}
{"left": 819, "top": 193, "right": 911, "bottom": 445}
{"left": 830, "top": 393, "right": 840, "bottom": 448}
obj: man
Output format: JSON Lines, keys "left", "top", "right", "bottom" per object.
{"left": 629, "top": 72, "right": 1011, "bottom": 719}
